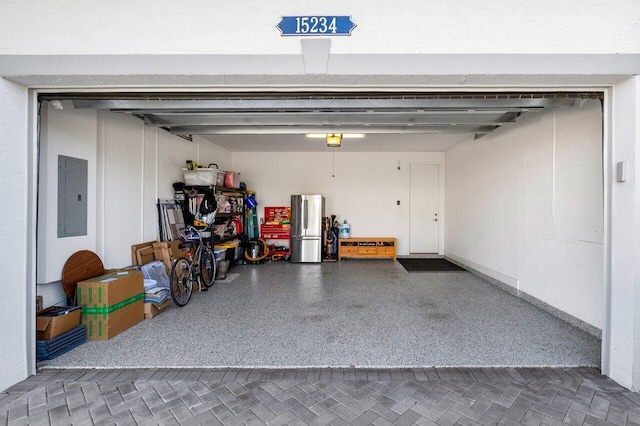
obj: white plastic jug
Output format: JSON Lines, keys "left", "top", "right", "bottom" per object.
{"left": 339, "top": 220, "right": 351, "bottom": 238}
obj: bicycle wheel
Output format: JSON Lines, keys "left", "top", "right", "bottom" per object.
{"left": 199, "top": 247, "right": 216, "bottom": 288}
{"left": 170, "top": 257, "right": 193, "bottom": 307}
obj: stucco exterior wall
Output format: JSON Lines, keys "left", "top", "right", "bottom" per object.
{"left": 609, "top": 76, "right": 640, "bottom": 390}
{"left": 0, "top": 0, "right": 638, "bottom": 55}
{"left": 0, "top": 79, "right": 29, "bottom": 392}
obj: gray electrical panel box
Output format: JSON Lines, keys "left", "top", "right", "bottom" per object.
{"left": 58, "top": 155, "right": 88, "bottom": 237}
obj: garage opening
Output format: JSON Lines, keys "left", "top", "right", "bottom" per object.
{"left": 35, "top": 91, "right": 604, "bottom": 369}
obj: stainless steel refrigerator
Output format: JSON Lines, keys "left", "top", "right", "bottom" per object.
{"left": 290, "top": 194, "right": 325, "bottom": 263}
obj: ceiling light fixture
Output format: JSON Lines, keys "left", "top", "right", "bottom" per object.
{"left": 306, "top": 133, "right": 366, "bottom": 139}
{"left": 326, "top": 133, "right": 342, "bottom": 147}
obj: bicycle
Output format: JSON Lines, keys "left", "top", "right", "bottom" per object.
{"left": 169, "top": 226, "right": 217, "bottom": 307}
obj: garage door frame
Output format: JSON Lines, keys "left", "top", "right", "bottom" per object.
{"left": 26, "top": 85, "right": 614, "bottom": 382}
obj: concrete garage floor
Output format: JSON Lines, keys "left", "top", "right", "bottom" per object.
{"left": 39, "top": 260, "right": 600, "bottom": 369}
{"left": 9, "top": 262, "right": 621, "bottom": 425}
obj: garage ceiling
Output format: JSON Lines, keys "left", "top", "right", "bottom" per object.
{"left": 43, "top": 92, "right": 599, "bottom": 152}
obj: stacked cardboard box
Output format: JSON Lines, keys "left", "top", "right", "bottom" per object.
{"left": 36, "top": 306, "right": 82, "bottom": 340}
{"left": 131, "top": 240, "right": 184, "bottom": 272}
{"left": 152, "top": 240, "right": 184, "bottom": 271}
{"left": 131, "top": 241, "right": 156, "bottom": 266}
{"left": 77, "top": 270, "right": 144, "bottom": 340}
{"left": 144, "top": 299, "right": 170, "bottom": 319}
{"left": 36, "top": 306, "right": 87, "bottom": 361}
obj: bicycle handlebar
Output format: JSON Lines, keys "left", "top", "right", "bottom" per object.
{"left": 188, "top": 225, "right": 209, "bottom": 234}
{"left": 182, "top": 225, "right": 210, "bottom": 242}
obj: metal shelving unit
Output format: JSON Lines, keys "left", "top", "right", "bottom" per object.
{"left": 178, "top": 184, "right": 247, "bottom": 260}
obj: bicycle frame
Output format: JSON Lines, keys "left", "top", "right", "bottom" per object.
{"left": 182, "top": 227, "right": 208, "bottom": 290}
{"left": 170, "top": 225, "right": 216, "bottom": 306}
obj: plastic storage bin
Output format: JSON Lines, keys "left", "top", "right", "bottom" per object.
{"left": 182, "top": 168, "right": 217, "bottom": 186}
{"left": 213, "top": 248, "right": 227, "bottom": 261}
{"left": 215, "top": 170, "right": 226, "bottom": 186}
{"left": 224, "top": 171, "right": 241, "bottom": 188}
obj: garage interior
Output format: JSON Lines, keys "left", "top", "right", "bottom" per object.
{"left": 35, "top": 91, "right": 604, "bottom": 369}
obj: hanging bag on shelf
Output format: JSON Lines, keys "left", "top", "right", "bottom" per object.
{"left": 196, "top": 188, "right": 217, "bottom": 225}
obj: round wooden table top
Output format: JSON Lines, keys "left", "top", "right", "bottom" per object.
{"left": 61, "top": 250, "right": 104, "bottom": 300}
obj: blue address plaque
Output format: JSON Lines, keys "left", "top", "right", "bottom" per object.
{"left": 277, "top": 16, "right": 356, "bottom": 36}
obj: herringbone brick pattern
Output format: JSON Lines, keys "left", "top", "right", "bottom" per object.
{"left": 2, "top": 368, "right": 639, "bottom": 425}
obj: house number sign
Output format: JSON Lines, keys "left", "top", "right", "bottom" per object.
{"left": 277, "top": 16, "right": 356, "bottom": 36}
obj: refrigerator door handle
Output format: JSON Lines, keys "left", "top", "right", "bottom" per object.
{"left": 303, "top": 198, "right": 308, "bottom": 231}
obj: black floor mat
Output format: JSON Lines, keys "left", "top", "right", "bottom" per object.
{"left": 398, "top": 258, "right": 466, "bottom": 272}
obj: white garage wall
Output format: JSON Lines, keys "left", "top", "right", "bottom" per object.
{"left": 37, "top": 108, "right": 231, "bottom": 277}
{"left": 232, "top": 151, "right": 444, "bottom": 255}
{"left": 444, "top": 125, "right": 522, "bottom": 284}
{"left": 98, "top": 114, "right": 231, "bottom": 268}
{"left": 37, "top": 105, "right": 98, "bottom": 286}
{"left": 445, "top": 103, "right": 604, "bottom": 328}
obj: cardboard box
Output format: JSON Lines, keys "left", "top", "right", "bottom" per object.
{"left": 152, "top": 240, "right": 184, "bottom": 271}
{"left": 36, "top": 306, "right": 82, "bottom": 340}
{"left": 77, "top": 270, "right": 144, "bottom": 341}
{"left": 131, "top": 241, "right": 156, "bottom": 266}
{"left": 144, "top": 299, "right": 170, "bottom": 319}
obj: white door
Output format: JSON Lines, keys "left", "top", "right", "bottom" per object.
{"left": 410, "top": 164, "right": 439, "bottom": 253}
